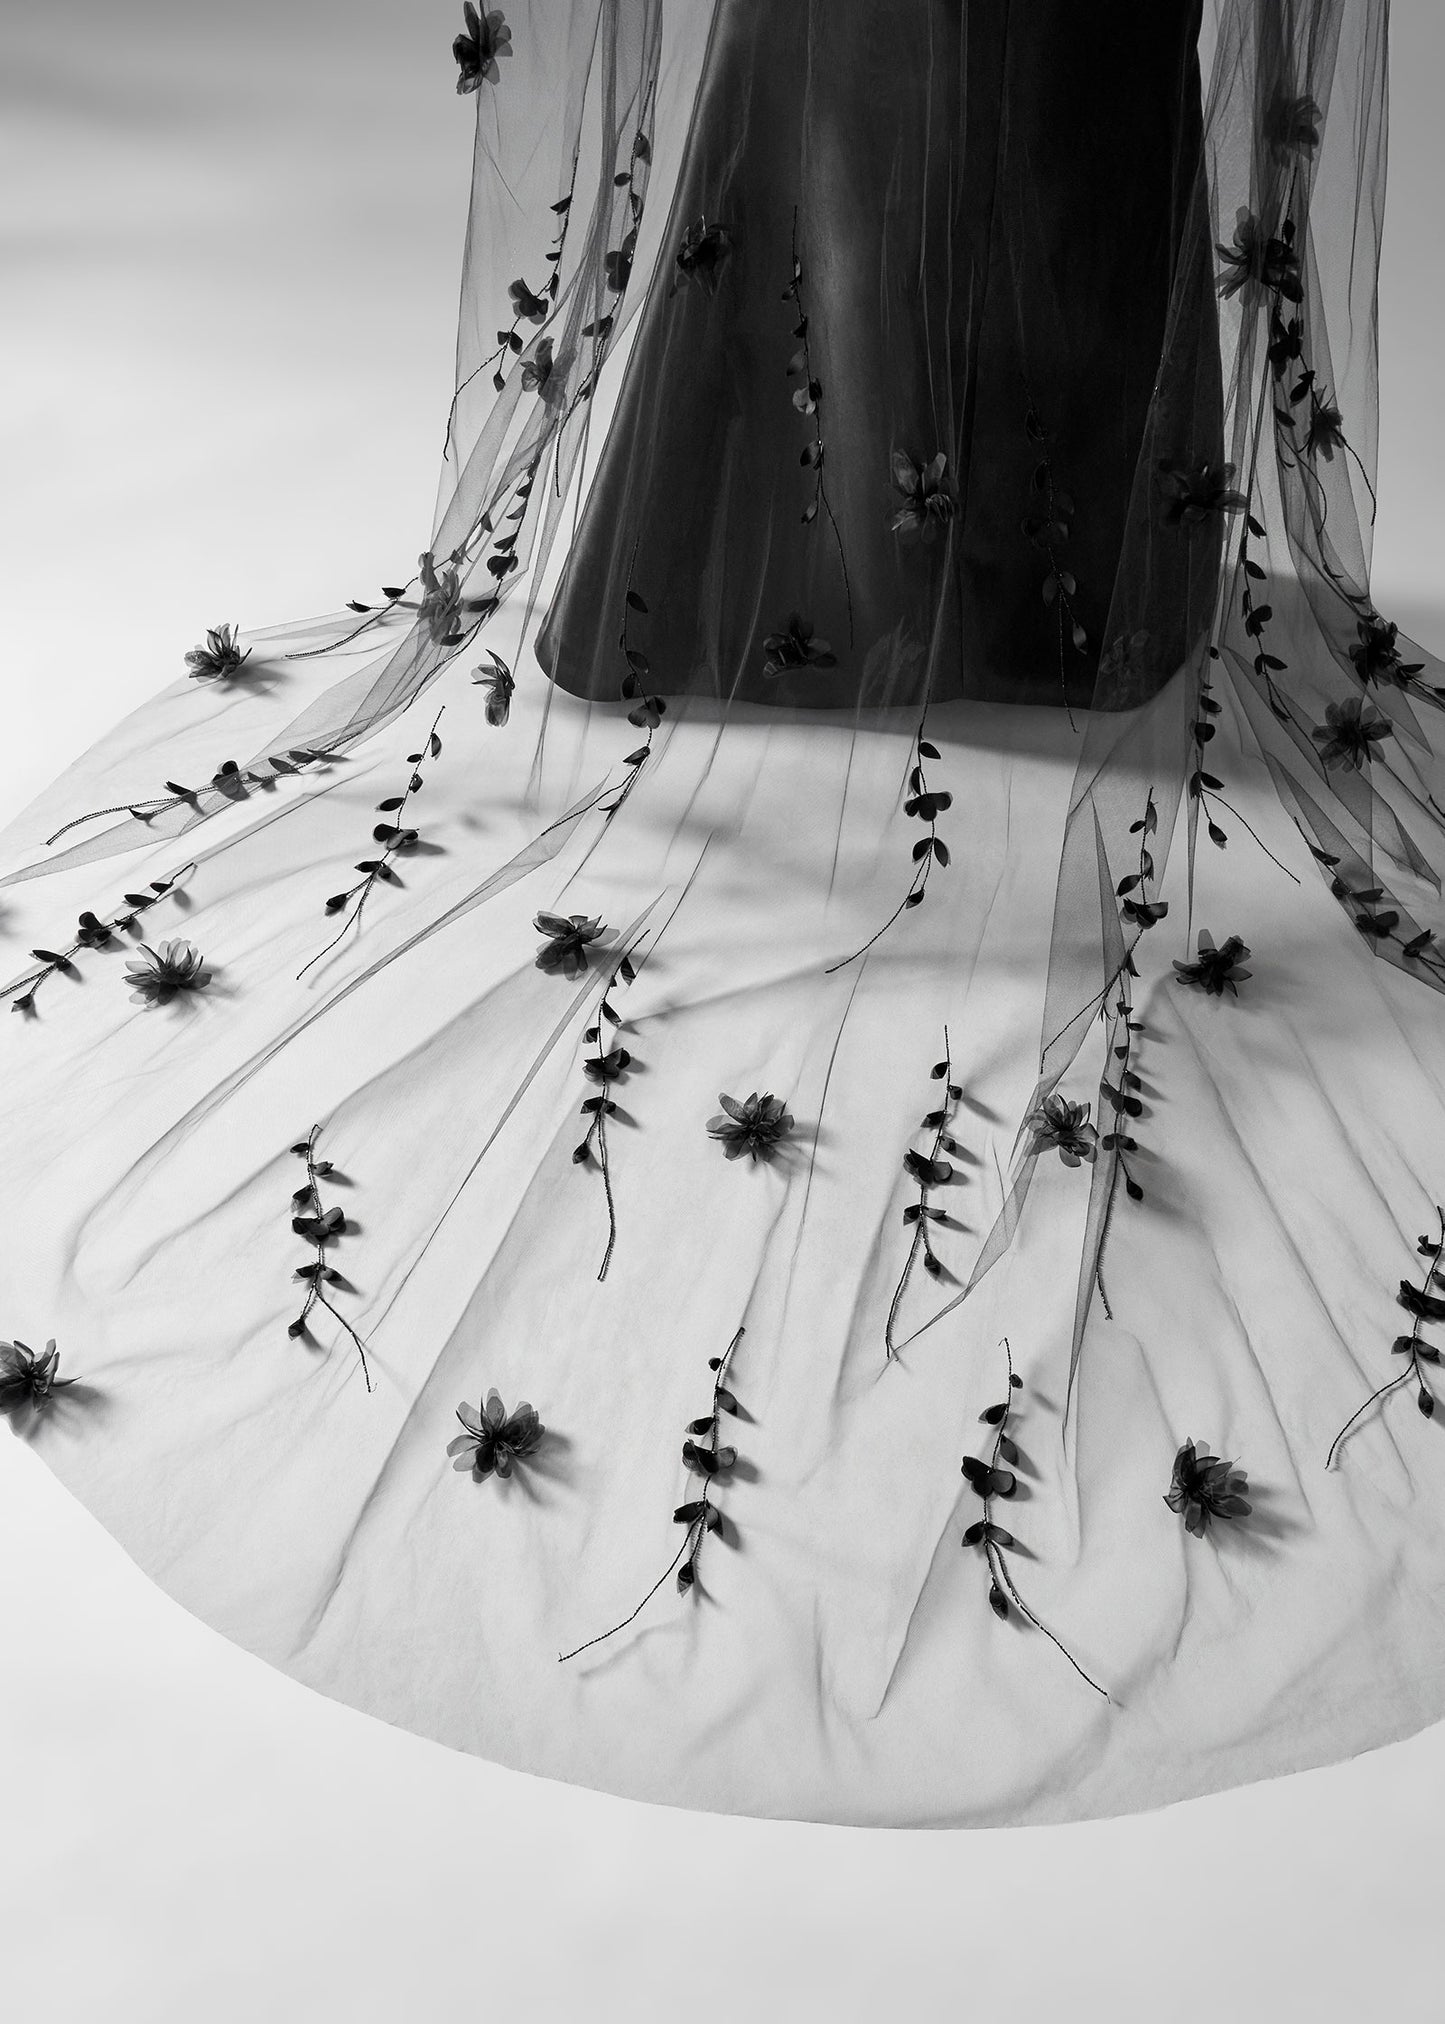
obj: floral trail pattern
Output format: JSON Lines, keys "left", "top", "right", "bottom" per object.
{"left": 1328, "top": 1206, "right": 1445, "bottom": 1466}
{"left": 449, "top": 1390, "right": 544, "bottom": 1479}
{"left": 960, "top": 1341, "right": 1107, "bottom": 1696}
{"left": 1165, "top": 1440, "right": 1252, "bottom": 1537}
{"left": 299, "top": 711, "right": 445, "bottom": 980}
{"left": 286, "top": 1126, "right": 373, "bottom": 1390}
{"left": 559, "top": 1327, "right": 745, "bottom": 1663}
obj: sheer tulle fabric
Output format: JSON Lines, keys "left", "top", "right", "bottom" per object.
{"left": 5, "top": 0, "right": 1445, "bottom": 1827}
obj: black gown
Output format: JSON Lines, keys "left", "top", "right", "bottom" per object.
{"left": 537, "top": 0, "right": 1219, "bottom": 712}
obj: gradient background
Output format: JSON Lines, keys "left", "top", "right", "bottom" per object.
{"left": 2, "top": 4, "right": 1443, "bottom": 2018}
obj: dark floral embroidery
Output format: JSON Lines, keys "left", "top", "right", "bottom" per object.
{"left": 1311, "top": 694, "right": 1391, "bottom": 770}
{"left": 886, "top": 1036, "right": 968, "bottom": 1356}
{"left": 782, "top": 213, "right": 852, "bottom": 632}
{"left": 1099, "top": 1020, "right": 1147, "bottom": 1209}
{"left": 708, "top": 1091, "right": 794, "bottom": 1163}
{"left": 673, "top": 218, "right": 732, "bottom": 295}
{"left": 599, "top": 123, "right": 652, "bottom": 319}
{"left": 0, "top": 1338, "right": 75, "bottom": 1417}
{"left": 1165, "top": 1439, "right": 1252, "bottom": 1538}
{"left": 560, "top": 1327, "right": 744, "bottom": 1662}
{"left": 1230, "top": 505, "right": 1299, "bottom": 730}
{"left": 1328, "top": 1207, "right": 1445, "bottom": 1464}
{"left": 1098, "top": 630, "right": 1154, "bottom": 688}
{"left": 439, "top": 194, "right": 573, "bottom": 448}
{"left": 1267, "top": 305, "right": 1304, "bottom": 376}
{"left": 3, "top": 867, "right": 194, "bottom": 1016}
{"left": 1116, "top": 788, "right": 1170, "bottom": 934}
{"left": 1265, "top": 88, "right": 1322, "bottom": 160}
{"left": 125, "top": 939, "right": 212, "bottom": 1006}
{"left": 472, "top": 650, "right": 514, "bottom": 727}
{"left": 1172, "top": 930, "right": 1253, "bottom": 997}
{"left": 1350, "top": 615, "right": 1425, "bottom": 691}
{"left": 448, "top": 1390, "right": 544, "bottom": 1480}
{"left": 473, "top": 459, "right": 537, "bottom": 597}
{"left": 1158, "top": 458, "right": 1249, "bottom": 529}
{"left": 534, "top": 911, "right": 610, "bottom": 980}
{"left": 453, "top": 6, "right": 512, "bottom": 93}
{"left": 1253, "top": 210, "right": 1382, "bottom": 579}
{"left": 615, "top": 580, "right": 669, "bottom": 742}
{"left": 507, "top": 276, "right": 549, "bottom": 325}
{"left": 184, "top": 622, "right": 250, "bottom": 683}
{"left": 1190, "top": 644, "right": 1297, "bottom": 875}
{"left": 1078, "top": 783, "right": 1170, "bottom": 1325}
{"left": 1302, "top": 395, "right": 1346, "bottom": 463}
{"left": 519, "top": 335, "right": 554, "bottom": 396}
{"left": 573, "top": 944, "right": 641, "bottom": 1281}
{"left": 44, "top": 748, "right": 335, "bottom": 847}
{"left": 1024, "top": 1094, "right": 1098, "bottom": 1168}
{"left": 301, "top": 713, "right": 441, "bottom": 980}
{"left": 961, "top": 1342, "right": 1107, "bottom": 1695}
{"left": 1189, "top": 648, "right": 1232, "bottom": 850}
{"left": 827, "top": 725, "right": 952, "bottom": 973}
{"left": 761, "top": 614, "right": 836, "bottom": 679}
{"left": 889, "top": 451, "right": 958, "bottom": 544}
{"left": 286, "top": 1126, "right": 372, "bottom": 1389}
{"left": 1216, "top": 207, "right": 1303, "bottom": 302}
{"left": 415, "top": 552, "right": 465, "bottom": 646}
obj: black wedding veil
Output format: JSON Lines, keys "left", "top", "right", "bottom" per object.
{"left": 5, "top": 0, "right": 1445, "bottom": 1828}
{"left": 6, "top": 0, "right": 1438, "bottom": 1386}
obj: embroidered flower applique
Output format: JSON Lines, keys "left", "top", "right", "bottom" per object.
{"left": 184, "top": 623, "right": 250, "bottom": 683}
{"left": 448, "top": 1389, "right": 543, "bottom": 1480}
{"left": 125, "top": 940, "right": 213, "bottom": 1006}
{"left": 1165, "top": 1439, "right": 1251, "bottom": 1538}
{"left": 707, "top": 1091, "right": 795, "bottom": 1163}
{"left": 454, "top": 6, "right": 512, "bottom": 93}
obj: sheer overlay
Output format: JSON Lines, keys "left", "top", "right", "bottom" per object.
{"left": 5, "top": 0, "right": 1445, "bottom": 1827}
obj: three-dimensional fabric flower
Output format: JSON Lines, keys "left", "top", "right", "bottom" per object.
{"left": 1303, "top": 396, "right": 1346, "bottom": 462}
{"left": 519, "top": 336, "right": 554, "bottom": 396}
{"left": 1215, "top": 207, "right": 1303, "bottom": 302}
{"left": 125, "top": 940, "right": 212, "bottom": 1005}
{"left": 674, "top": 219, "right": 733, "bottom": 295}
{"left": 889, "top": 451, "right": 959, "bottom": 543}
{"left": 1097, "top": 630, "right": 1154, "bottom": 686}
{"left": 508, "top": 276, "right": 549, "bottom": 324}
{"left": 533, "top": 912, "right": 608, "bottom": 979}
{"left": 448, "top": 1390, "right": 543, "bottom": 1479}
{"left": 1350, "top": 616, "right": 1422, "bottom": 690}
{"left": 1172, "top": 930, "right": 1252, "bottom": 997}
{"left": 1264, "top": 90, "right": 1322, "bottom": 162}
{"left": 473, "top": 653, "right": 514, "bottom": 727}
{"left": 1312, "top": 694, "right": 1391, "bottom": 770}
{"left": 184, "top": 622, "right": 250, "bottom": 683}
{"left": 1023, "top": 1094, "right": 1099, "bottom": 1167}
{"left": 416, "top": 551, "right": 463, "bottom": 644}
{"left": 1157, "top": 458, "right": 1249, "bottom": 529}
{"left": 453, "top": 6, "right": 512, "bottom": 92}
{"left": 761, "top": 615, "right": 837, "bottom": 679}
{"left": 1165, "top": 1439, "right": 1251, "bottom": 1537}
{"left": 0, "top": 1338, "right": 73, "bottom": 1417}
{"left": 707, "top": 1091, "right": 795, "bottom": 1163}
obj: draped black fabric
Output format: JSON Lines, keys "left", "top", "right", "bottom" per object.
{"left": 539, "top": 0, "right": 1220, "bottom": 713}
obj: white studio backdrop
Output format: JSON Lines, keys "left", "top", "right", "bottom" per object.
{"left": 2, "top": 3, "right": 1443, "bottom": 2018}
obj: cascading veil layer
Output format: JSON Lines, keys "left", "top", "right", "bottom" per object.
{"left": 4, "top": 0, "right": 1445, "bottom": 1827}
